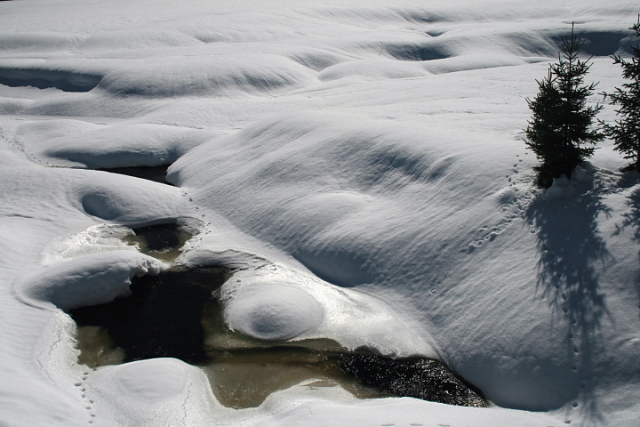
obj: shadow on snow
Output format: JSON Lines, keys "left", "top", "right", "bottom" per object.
{"left": 612, "top": 181, "right": 640, "bottom": 317}
{"left": 613, "top": 183, "right": 640, "bottom": 242}
{"left": 525, "top": 179, "right": 612, "bottom": 424}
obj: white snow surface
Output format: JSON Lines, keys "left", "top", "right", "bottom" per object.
{"left": 225, "top": 282, "right": 326, "bottom": 341}
{"left": 18, "top": 250, "right": 167, "bottom": 311}
{"left": 1, "top": 0, "right": 639, "bottom": 426}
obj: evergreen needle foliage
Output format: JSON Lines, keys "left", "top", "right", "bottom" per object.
{"left": 524, "top": 24, "right": 603, "bottom": 187}
{"left": 601, "top": 17, "right": 640, "bottom": 172}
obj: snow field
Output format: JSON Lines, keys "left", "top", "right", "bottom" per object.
{"left": 1, "top": 0, "right": 639, "bottom": 426}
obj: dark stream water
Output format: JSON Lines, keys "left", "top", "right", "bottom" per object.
{"left": 122, "top": 222, "right": 193, "bottom": 262}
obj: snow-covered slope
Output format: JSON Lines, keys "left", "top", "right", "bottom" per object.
{"left": 1, "top": 0, "right": 639, "bottom": 426}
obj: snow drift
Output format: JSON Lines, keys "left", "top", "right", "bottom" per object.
{"left": 1, "top": 0, "right": 639, "bottom": 426}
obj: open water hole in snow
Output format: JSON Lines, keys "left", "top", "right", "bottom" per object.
{"left": 67, "top": 226, "right": 485, "bottom": 408}
{"left": 123, "top": 222, "right": 193, "bottom": 262}
{"left": 67, "top": 266, "right": 386, "bottom": 408}
{"left": 68, "top": 265, "right": 485, "bottom": 408}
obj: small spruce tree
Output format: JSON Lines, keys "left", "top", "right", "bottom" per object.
{"left": 524, "top": 24, "right": 603, "bottom": 187}
{"left": 601, "top": 17, "right": 640, "bottom": 172}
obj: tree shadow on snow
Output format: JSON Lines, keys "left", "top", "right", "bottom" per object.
{"left": 613, "top": 186, "right": 640, "bottom": 242}
{"left": 525, "top": 182, "right": 612, "bottom": 424}
{"left": 612, "top": 185, "right": 640, "bottom": 309}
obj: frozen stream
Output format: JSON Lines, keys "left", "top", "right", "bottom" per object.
{"left": 2, "top": 1, "right": 639, "bottom": 425}
{"left": 67, "top": 223, "right": 484, "bottom": 409}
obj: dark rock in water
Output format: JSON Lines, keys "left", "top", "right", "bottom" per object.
{"left": 339, "top": 353, "right": 486, "bottom": 407}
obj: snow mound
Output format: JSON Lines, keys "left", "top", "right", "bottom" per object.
{"left": 89, "top": 358, "right": 218, "bottom": 426}
{"left": 112, "top": 358, "right": 188, "bottom": 401}
{"left": 71, "top": 171, "right": 184, "bottom": 223}
{"left": 200, "top": 250, "right": 438, "bottom": 357}
{"left": 98, "top": 55, "right": 316, "bottom": 97}
{"left": 40, "top": 124, "right": 212, "bottom": 168}
{"left": 319, "top": 58, "right": 426, "bottom": 81}
{"left": 17, "top": 250, "right": 167, "bottom": 310}
{"left": 226, "top": 283, "right": 324, "bottom": 340}
{"left": 16, "top": 118, "right": 103, "bottom": 143}
{"left": 252, "top": 390, "right": 566, "bottom": 427}
{"left": 423, "top": 53, "right": 527, "bottom": 74}
{"left": 169, "top": 112, "right": 479, "bottom": 288}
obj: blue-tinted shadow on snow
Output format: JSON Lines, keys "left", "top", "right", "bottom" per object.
{"left": 613, "top": 182, "right": 640, "bottom": 242}
{"left": 383, "top": 42, "right": 451, "bottom": 61}
{"left": 292, "top": 248, "right": 375, "bottom": 288}
{"left": 99, "top": 164, "right": 172, "bottom": 185}
{"left": 525, "top": 181, "right": 612, "bottom": 422}
{"left": 0, "top": 67, "right": 101, "bottom": 92}
{"left": 611, "top": 182, "right": 640, "bottom": 309}
{"left": 547, "top": 29, "right": 636, "bottom": 58}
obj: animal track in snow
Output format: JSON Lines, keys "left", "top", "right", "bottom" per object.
{"left": 74, "top": 370, "right": 97, "bottom": 424}
{"left": 1, "top": 124, "right": 61, "bottom": 168}
{"left": 465, "top": 154, "right": 536, "bottom": 253}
